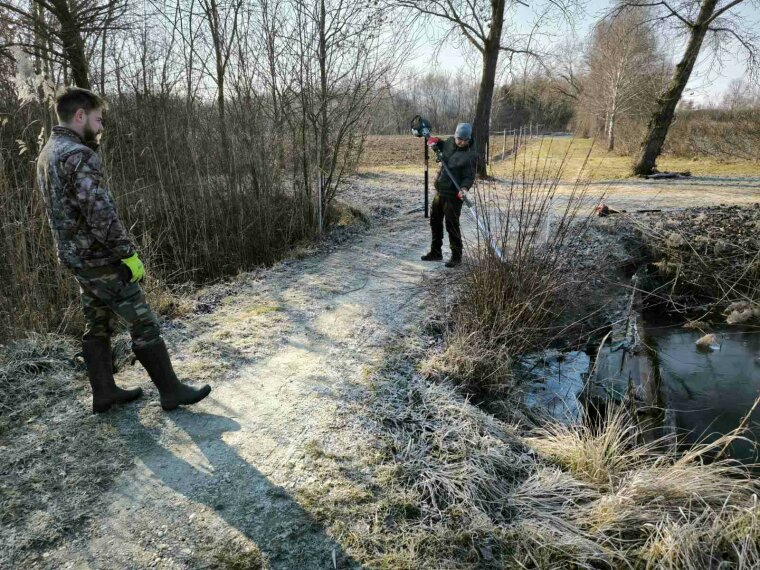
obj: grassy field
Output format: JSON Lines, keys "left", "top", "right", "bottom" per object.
{"left": 358, "top": 135, "right": 760, "bottom": 181}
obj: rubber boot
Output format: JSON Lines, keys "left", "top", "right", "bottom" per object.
{"left": 133, "top": 339, "right": 211, "bottom": 411}
{"left": 83, "top": 338, "right": 143, "bottom": 414}
{"left": 421, "top": 249, "right": 443, "bottom": 261}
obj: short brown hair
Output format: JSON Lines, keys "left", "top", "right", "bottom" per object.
{"left": 55, "top": 87, "right": 106, "bottom": 123}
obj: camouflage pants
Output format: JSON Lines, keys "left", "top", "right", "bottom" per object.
{"left": 73, "top": 264, "right": 161, "bottom": 349}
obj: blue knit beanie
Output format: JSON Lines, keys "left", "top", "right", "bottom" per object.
{"left": 455, "top": 122, "right": 472, "bottom": 140}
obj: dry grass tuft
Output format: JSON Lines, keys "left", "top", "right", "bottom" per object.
{"left": 512, "top": 406, "right": 760, "bottom": 568}
{"left": 211, "top": 537, "right": 270, "bottom": 570}
{"left": 371, "top": 370, "right": 529, "bottom": 519}
{"left": 0, "top": 333, "right": 80, "bottom": 426}
{"left": 526, "top": 406, "right": 655, "bottom": 488}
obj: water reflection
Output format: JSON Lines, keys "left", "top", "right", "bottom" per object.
{"left": 647, "top": 326, "right": 760, "bottom": 462}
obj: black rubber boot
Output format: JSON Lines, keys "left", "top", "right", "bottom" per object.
{"left": 421, "top": 251, "right": 443, "bottom": 261}
{"left": 83, "top": 338, "right": 143, "bottom": 414}
{"left": 444, "top": 257, "right": 462, "bottom": 268}
{"left": 133, "top": 339, "right": 211, "bottom": 411}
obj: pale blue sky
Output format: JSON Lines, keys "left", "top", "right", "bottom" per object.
{"left": 408, "top": 0, "right": 758, "bottom": 104}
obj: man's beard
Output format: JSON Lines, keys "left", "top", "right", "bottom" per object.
{"left": 83, "top": 124, "right": 100, "bottom": 151}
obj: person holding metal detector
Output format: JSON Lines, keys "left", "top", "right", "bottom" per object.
{"left": 36, "top": 87, "right": 211, "bottom": 414}
{"left": 419, "top": 122, "right": 477, "bottom": 268}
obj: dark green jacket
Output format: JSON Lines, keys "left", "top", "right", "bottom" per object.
{"left": 433, "top": 137, "right": 476, "bottom": 199}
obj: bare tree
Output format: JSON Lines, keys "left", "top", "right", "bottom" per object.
{"left": 196, "top": 0, "right": 242, "bottom": 163}
{"left": 611, "top": 0, "right": 760, "bottom": 175}
{"left": 551, "top": 39, "right": 585, "bottom": 102}
{"left": 582, "top": 8, "right": 668, "bottom": 151}
{"left": 722, "top": 77, "right": 760, "bottom": 109}
{"left": 0, "top": 0, "right": 128, "bottom": 88}
{"left": 283, "top": 0, "right": 409, "bottom": 229}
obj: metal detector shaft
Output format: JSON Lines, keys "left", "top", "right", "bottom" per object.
{"left": 437, "top": 158, "right": 505, "bottom": 262}
{"left": 424, "top": 140, "right": 429, "bottom": 218}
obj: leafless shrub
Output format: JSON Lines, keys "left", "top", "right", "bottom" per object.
{"left": 372, "top": 372, "right": 529, "bottom": 519}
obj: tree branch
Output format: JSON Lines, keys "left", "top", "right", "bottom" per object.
{"left": 707, "top": 0, "right": 748, "bottom": 25}
{"left": 395, "top": 0, "right": 485, "bottom": 49}
{"left": 0, "top": 41, "right": 66, "bottom": 59}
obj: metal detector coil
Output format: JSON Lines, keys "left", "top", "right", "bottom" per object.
{"left": 411, "top": 115, "right": 431, "bottom": 139}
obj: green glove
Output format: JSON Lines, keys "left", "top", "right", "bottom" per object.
{"left": 121, "top": 253, "right": 145, "bottom": 283}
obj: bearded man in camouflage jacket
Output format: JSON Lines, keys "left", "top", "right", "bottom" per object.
{"left": 36, "top": 87, "right": 211, "bottom": 413}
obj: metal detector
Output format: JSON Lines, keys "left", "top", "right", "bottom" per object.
{"left": 410, "top": 115, "right": 431, "bottom": 217}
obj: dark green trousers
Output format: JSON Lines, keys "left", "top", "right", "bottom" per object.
{"left": 73, "top": 264, "right": 161, "bottom": 349}
{"left": 430, "top": 193, "right": 463, "bottom": 260}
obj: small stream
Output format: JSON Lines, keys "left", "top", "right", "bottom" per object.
{"left": 646, "top": 325, "right": 760, "bottom": 462}
{"left": 522, "top": 321, "right": 760, "bottom": 463}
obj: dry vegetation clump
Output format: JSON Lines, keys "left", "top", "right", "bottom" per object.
{"left": 632, "top": 205, "right": 760, "bottom": 319}
{"left": 665, "top": 108, "right": 760, "bottom": 161}
{"left": 357, "top": 334, "right": 760, "bottom": 569}
{"left": 0, "top": 334, "right": 131, "bottom": 567}
{"left": 517, "top": 410, "right": 760, "bottom": 569}
{"left": 371, "top": 372, "right": 529, "bottom": 517}
{"left": 210, "top": 537, "right": 270, "bottom": 570}
{"left": 524, "top": 407, "right": 656, "bottom": 489}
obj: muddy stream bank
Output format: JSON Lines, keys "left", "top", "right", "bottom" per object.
{"left": 524, "top": 203, "right": 760, "bottom": 464}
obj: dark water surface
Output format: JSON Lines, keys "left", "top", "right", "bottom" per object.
{"left": 647, "top": 326, "right": 760, "bottom": 462}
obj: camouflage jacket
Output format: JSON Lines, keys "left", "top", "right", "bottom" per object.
{"left": 36, "top": 126, "right": 136, "bottom": 269}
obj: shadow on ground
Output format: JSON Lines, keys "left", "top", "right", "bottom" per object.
{"left": 119, "top": 409, "right": 360, "bottom": 569}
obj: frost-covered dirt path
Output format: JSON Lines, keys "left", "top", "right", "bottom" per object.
{"left": 30, "top": 173, "right": 759, "bottom": 569}
{"left": 40, "top": 173, "right": 467, "bottom": 570}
